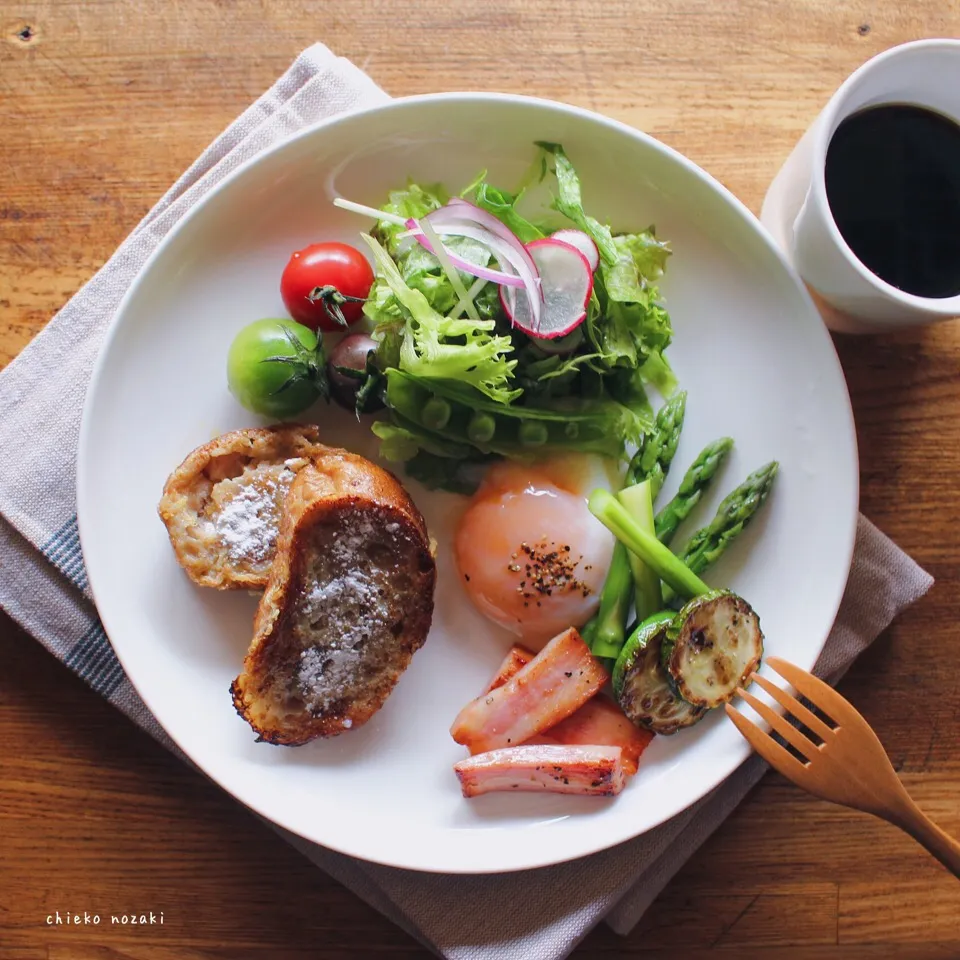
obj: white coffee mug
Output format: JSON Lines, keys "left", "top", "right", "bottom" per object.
{"left": 761, "top": 39, "right": 960, "bottom": 333}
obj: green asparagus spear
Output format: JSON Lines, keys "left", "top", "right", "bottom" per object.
{"left": 662, "top": 460, "right": 779, "bottom": 605}
{"left": 617, "top": 479, "right": 662, "bottom": 620}
{"left": 588, "top": 489, "right": 711, "bottom": 600}
{"left": 654, "top": 437, "right": 734, "bottom": 545}
{"left": 579, "top": 615, "right": 598, "bottom": 649}
{"left": 591, "top": 542, "right": 635, "bottom": 659}
{"left": 626, "top": 391, "right": 687, "bottom": 496}
{"left": 592, "top": 392, "right": 685, "bottom": 653}
{"left": 579, "top": 615, "right": 617, "bottom": 672}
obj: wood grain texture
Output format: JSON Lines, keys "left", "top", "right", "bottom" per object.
{"left": 2, "top": 0, "right": 960, "bottom": 956}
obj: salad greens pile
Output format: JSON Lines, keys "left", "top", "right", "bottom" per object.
{"left": 355, "top": 142, "right": 678, "bottom": 493}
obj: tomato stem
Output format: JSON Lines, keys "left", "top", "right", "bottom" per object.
{"left": 261, "top": 327, "right": 329, "bottom": 400}
{"left": 306, "top": 284, "right": 367, "bottom": 328}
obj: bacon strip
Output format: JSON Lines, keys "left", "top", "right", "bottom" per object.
{"left": 483, "top": 644, "right": 535, "bottom": 694}
{"left": 544, "top": 697, "right": 653, "bottom": 776}
{"left": 454, "top": 744, "right": 625, "bottom": 798}
{"left": 451, "top": 628, "right": 608, "bottom": 754}
{"left": 483, "top": 641, "right": 654, "bottom": 775}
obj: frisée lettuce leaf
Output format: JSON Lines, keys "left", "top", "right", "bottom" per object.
{"left": 362, "top": 234, "right": 521, "bottom": 404}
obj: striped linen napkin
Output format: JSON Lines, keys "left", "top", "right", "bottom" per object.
{"left": 0, "top": 43, "right": 933, "bottom": 960}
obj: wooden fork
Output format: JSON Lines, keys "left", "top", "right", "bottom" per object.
{"left": 726, "top": 655, "right": 960, "bottom": 877}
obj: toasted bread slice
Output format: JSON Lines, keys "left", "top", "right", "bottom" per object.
{"left": 158, "top": 425, "right": 331, "bottom": 589}
{"left": 230, "top": 452, "right": 436, "bottom": 744}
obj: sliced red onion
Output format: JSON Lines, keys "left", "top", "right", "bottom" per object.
{"left": 427, "top": 199, "right": 541, "bottom": 293}
{"left": 404, "top": 219, "right": 525, "bottom": 288}
{"left": 417, "top": 217, "right": 483, "bottom": 323}
{"left": 416, "top": 221, "right": 538, "bottom": 291}
{"left": 406, "top": 207, "right": 544, "bottom": 329}
{"left": 406, "top": 226, "right": 542, "bottom": 332}
{"left": 441, "top": 224, "right": 543, "bottom": 332}
{"left": 429, "top": 199, "right": 547, "bottom": 324}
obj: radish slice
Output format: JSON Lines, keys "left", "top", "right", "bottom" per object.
{"left": 532, "top": 327, "right": 584, "bottom": 356}
{"left": 501, "top": 239, "right": 593, "bottom": 339}
{"left": 550, "top": 229, "right": 600, "bottom": 272}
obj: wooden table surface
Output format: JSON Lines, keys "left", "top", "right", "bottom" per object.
{"left": 2, "top": 1, "right": 959, "bottom": 957}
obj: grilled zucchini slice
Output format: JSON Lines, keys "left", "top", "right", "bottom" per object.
{"left": 661, "top": 589, "right": 763, "bottom": 709}
{"left": 614, "top": 611, "right": 706, "bottom": 735}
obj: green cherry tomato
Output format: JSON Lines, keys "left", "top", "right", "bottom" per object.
{"left": 226, "top": 318, "right": 328, "bottom": 417}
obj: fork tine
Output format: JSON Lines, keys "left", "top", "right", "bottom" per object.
{"left": 751, "top": 672, "right": 834, "bottom": 741}
{"left": 736, "top": 687, "right": 822, "bottom": 762}
{"left": 724, "top": 704, "right": 811, "bottom": 783}
{"left": 767, "top": 657, "right": 849, "bottom": 726}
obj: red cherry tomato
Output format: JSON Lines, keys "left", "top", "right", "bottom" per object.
{"left": 280, "top": 241, "right": 374, "bottom": 332}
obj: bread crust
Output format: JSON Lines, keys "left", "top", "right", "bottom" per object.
{"left": 230, "top": 451, "right": 436, "bottom": 745}
{"left": 157, "top": 425, "right": 331, "bottom": 589}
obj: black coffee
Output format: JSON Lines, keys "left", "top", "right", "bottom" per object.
{"left": 824, "top": 103, "right": 960, "bottom": 299}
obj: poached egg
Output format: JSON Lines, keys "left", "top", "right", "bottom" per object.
{"left": 454, "top": 454, "right": 617, "bottom": 647}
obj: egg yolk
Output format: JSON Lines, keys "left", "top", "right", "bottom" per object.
{"left": 454, "top": 461, "right": 615, "bottom": 646}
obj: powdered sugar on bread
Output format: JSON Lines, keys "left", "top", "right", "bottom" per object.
{"left": 231, "top": 453, "right": 436, "bottom": 745}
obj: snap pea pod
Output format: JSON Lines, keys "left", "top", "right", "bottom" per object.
{"left": 372, "top": 412, "right": 475, "bottom": 462}
{"left": 467, "top": 412, "right": 496, "bottom": 444}
{"left": 372, "top": 413, "right": 491, "bottom": 493}
{"left": 383, "top": 369, "right": 641, "bottom": 461}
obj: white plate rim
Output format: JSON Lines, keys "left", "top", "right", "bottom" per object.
{"left": 77, "top": 91, "right": 860, "bottom": 873}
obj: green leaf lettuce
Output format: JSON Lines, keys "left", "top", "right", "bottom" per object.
{"left": 362, "top": 234, "right": 521, "bottom": 404}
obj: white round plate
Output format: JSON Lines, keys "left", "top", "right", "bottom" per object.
{"left": 78, "top": 94, "right": 858, "bottom": 874}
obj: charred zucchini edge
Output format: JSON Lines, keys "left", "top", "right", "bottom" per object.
{"left": 614, "top": 613, "right": 707, "bottom": 735}
{"left": 612, "top": 611, "right": 675, "bottom": 698}
{"left": 661, "top": 589, "right": 763, "bottom": 709}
